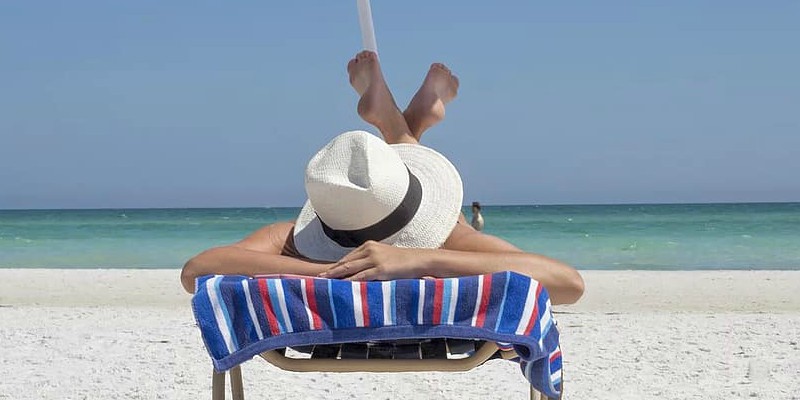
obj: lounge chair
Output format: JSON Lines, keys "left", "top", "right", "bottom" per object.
{"left": 193, "top": 272, "right": 563, "bottom": 399}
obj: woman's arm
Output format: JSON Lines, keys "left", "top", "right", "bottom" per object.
{"left": 323, "top": 223, "right": 585, "bottom": 305}
{"left": 421, "top": 249, "right": 584, "bottom": 305}
{"left": 437, "top": 223, "right": 585, "bottom": 304}
{"left": 180, "top": 222, "right": 328, "bottom": 293}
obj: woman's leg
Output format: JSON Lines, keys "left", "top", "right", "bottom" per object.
{"left": 346, "top": 52, "right": 459, "bottom": 145}
{"left": 403, "top": 63, "right": 459, "bottom": 142}
{"left": 347, "top": 52, "right": 470, "bottom": 226}
{"left": 347, "top": 51, "right": 417, "bottom": 145}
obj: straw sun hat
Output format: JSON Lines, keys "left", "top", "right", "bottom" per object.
{"left": 293, "top": 130, "right": 463, "bottom": 262}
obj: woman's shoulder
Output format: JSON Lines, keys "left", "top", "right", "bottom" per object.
{"left": 442, "top": 221, "right": 479, "bottom": 249}
{"left": 443, "top": 221, "right": 520, "bottom": 253}
{"left": 235, "top": 221, "right": 297, "bottom": 254}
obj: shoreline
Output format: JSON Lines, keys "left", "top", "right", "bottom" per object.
{"left": 1, "top": 269, "right": 798, "bottom": 312}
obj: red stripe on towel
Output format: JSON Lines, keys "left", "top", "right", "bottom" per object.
{"left": 475, "top": 274, "right": 493, "bottom": 328}
{"left": 304, "top": 279, "right": 323, "bottom": 330}
{"left": 550, "top": 348, "right": 562, "bottom": 362}
{"left": 523, "top": 284, "right": 543, "bottom": 336}
{"left": 257, "top": 279, "right": 280, "bottom": 336}
{"left": 432, "top": 278, "right": 444, "bottom": 324}
{"left": 360, "top": 281, "right": 370, "bottom": 327}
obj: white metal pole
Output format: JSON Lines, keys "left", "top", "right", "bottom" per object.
{"left": 356, "top": 0, "right": 378, "bottom": 55}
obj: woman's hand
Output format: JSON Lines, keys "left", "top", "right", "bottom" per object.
{"left": 319, "top": 241, "right": 433, "bottom": 281}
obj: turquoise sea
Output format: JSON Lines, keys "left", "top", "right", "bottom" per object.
{"left": 1, "top": 203, "right": 798, "bottom": 270}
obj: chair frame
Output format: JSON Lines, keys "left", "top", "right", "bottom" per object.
{"left": 211, "top": 341, "right": 556, "bottom": 400}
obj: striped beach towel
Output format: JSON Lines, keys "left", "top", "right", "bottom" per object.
{"left": 192, "top": 271, "right": 562, "bottom": 398}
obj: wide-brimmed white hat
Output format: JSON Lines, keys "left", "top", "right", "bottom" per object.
{"left": 293, "top": 130, "right": 463, "bottom": 262}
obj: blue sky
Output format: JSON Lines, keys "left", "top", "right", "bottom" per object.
{"left": 1, "top": 1, "right": 798, "bottom": 209}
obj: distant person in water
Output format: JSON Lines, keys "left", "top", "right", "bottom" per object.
{"left": 180, "top": 51, "right": 584, "bottom": 305}
{"left": 471, "top": 201, "right": 484, "bottom": 231}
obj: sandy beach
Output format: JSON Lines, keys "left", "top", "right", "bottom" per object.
{"left": 1, "top": 269, "right": 798, "bottom": 400}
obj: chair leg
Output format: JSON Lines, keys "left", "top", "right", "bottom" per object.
{"left": 212, "top": 370, "right": 226, "bottom": 400}
{"left": 230, "top": 366, "right": 244, "bottom": 400}
{"left": 530, "top": 385, "right": 553, "bottom": 400}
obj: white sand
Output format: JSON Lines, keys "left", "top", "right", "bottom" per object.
{"left": 1, "top": 269, "right": 798, "bottom": 399}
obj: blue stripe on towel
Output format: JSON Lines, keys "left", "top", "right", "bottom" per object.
{"left": 213, "top": 276, "right": 239, "bottom": 351}
{"left": 453, "top": 275, "right": 478, "bottom": 327}
{"left": 394, "top": 279, "right": 418, "bottom": 326}
{"left": 312, "top": 278, "right": 332, "bottom": 330}
{"left": 193, "top": 276, "right": 230, "bottom": 360}
{"left": 550, "top": 354, "right": 563, "bottom": 376}
{"left": 283, "top": 279, "right": 309, "bottom": 332}
{"left": 228, "top": 277, "right": 255, "bottom": 344}
{"left": 422, "top": 279, "right": 436, "bottom": 324}
{"left": 534, "top": 286, "right": 551, "bottom": 340}
{"left": 326, "top": 279, "right": 338, "bottom": 329}
{"left": 441, "top": 278, "right": 452, "bottom": 324}
{"left": 266, "top": 279, "right": 287, "bottom": 334}
{"left": 497, "top": 272, "right": 529, "bottom": 334}
{"left": 481, "top": 272, "right": 508, "bottom": 331}
{"left": 493, "top": 272, "right": 511, "bottom": 332}
{"left": 247, "top": 279, "right": 273, "bottom": 338}
{"left": 366, "top": 281, "right": 384, "bottom": 327}
{"left": 330, "top": 279, "right": 355, "bottom": 329}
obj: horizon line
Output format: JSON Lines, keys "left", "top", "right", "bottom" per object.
{"left": 1, "top": 200, "right": 798, "bottom": 212}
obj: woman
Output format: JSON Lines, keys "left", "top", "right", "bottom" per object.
{"left": 181, "top": 51, "right": 584, "bottom": 305}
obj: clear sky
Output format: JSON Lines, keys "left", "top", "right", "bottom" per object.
{"left": 1, "top": 1, "right": 798, "bottom": 209}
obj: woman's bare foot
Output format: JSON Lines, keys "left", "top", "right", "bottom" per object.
{"left": 347, "top": 51, "right": 416, "bottom": 144}
{"left": 403, "top": 63, "right": 459, "bottom": 140}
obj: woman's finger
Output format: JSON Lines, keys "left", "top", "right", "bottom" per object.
{"left": 322, "top": 257, "right": 372, "bottom": 279}
{"left": 333, "top": 244, "right": 368, "bottom": 266}
{"left": 322, "top": 248, "right": 366, "bottom": 277}
{"left": 346, "top": 268, "right": 377, "bottom": 281}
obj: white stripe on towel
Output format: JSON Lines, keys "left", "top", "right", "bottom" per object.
{"left": 352, "top": 282, "right": 365, "bottom": 327}
{"left": 300, "top": 279, "right": 315, "bottom": 331}
{"left": 242, "top": 280, "right": 264, "bottom": 340}
{"left": 382, "top": 281, "right": 393, "bottom": 326}
{"left": 273, "top": 281, "right": 294, "bottom": 333}
{"left": 207, "top": 276, "right": 236, "bottom": 354}
{"left": 417, "top": 280, "right": 426, "bottom": 324}
{"left": 515, "top": 282, "right": 539, "bottom": 335}
{"left": 470, "top": 275, "right": 484, "bottom": 326}
{"left": 447, "top": 278, "right": 459, "bottom": 325}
